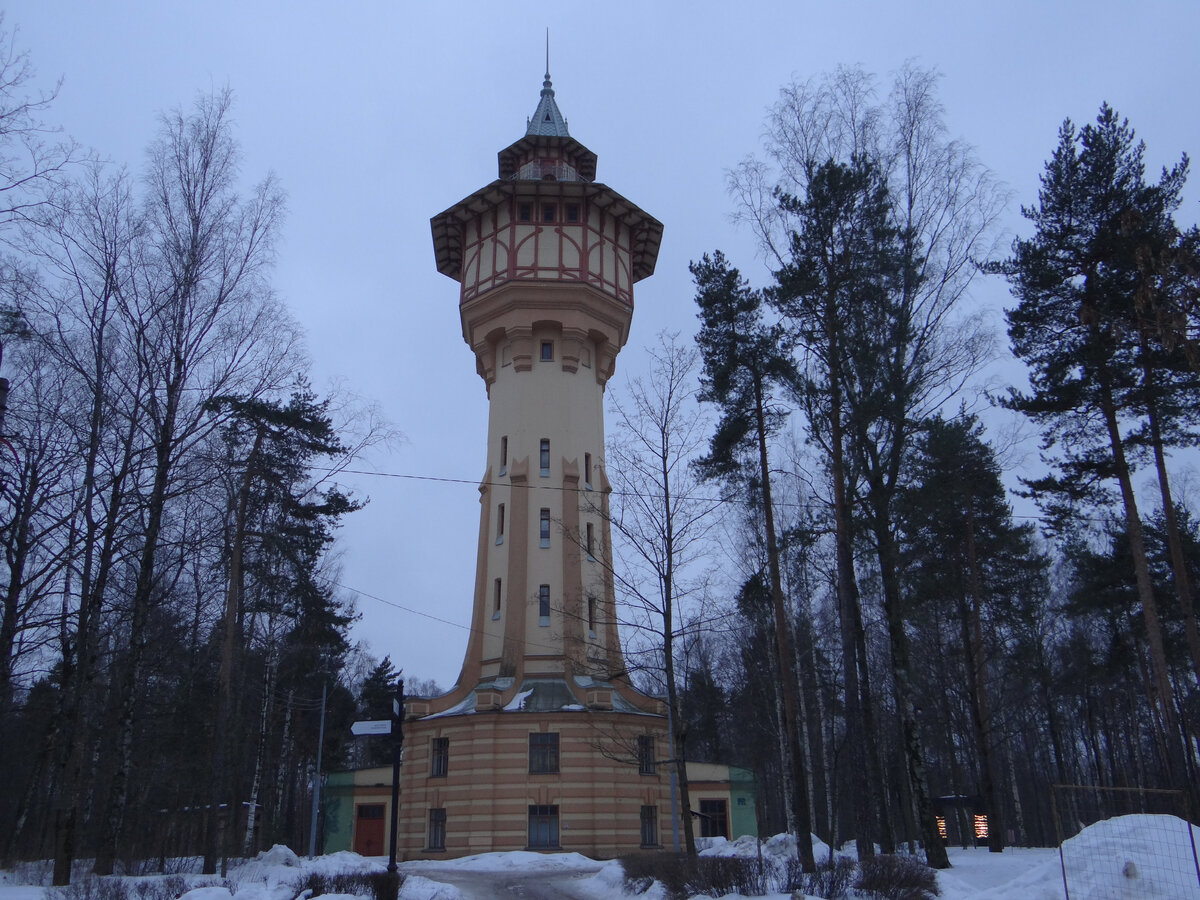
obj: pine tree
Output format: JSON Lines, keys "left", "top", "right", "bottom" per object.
{"left": 691, "top": 251, "right": 816, "bottom": 872}
{"left": 900, "top": 413, "right": 1049, "bottom": 853}
{"left": 1005, "top": 104, "right": 1191, "bottom": 786}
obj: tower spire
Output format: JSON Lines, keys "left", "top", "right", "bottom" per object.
{"left": 525, "top": 33, "right": 569, "bottom": 137}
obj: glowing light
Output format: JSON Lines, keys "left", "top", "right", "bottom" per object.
{"left": 974, "top": 814, "right": 989, "bottom": 839}
{"left": 936, "top": 815, "right": 947, "bottom": 839}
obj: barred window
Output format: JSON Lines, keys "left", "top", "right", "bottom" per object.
{"left": 529, "top": 732, "right": 559, "bottom": 774}
{"left": 431, "top": 737, "right": 449, "bottom": 777}
{"left": 528, "top": 805, "right": 559, "bottom": 848}
{"left": 640, "top": 805, "right": 658, "bottom": 848}
{"left": 428, "top": 808, "right": 446, "bottom": 850}
{"left": 638, "top": 735, "right": 655, "bottom": 775}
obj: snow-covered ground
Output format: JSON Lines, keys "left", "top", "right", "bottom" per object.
{"left": 3, "top": 814, "right": 1198, "bottom": 900}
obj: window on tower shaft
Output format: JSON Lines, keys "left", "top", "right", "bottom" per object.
{"left": 586, "top": 522, "right": 595, "bottom": 560}
{"left": 500, "top": 435, "right": 508, "bottom": 474}
{"left": 542, "top": 203, "right": 556, "bottom": 222}
{"left": 496, "top": 504, "right": 505, "bottom": 544}
{"left": 493, "top": 579, "right": 502, "bottom": 619}
{"left": 540, "top": 341, "right": 553, "bottom": 361}
{"left": 539, "top": 584, "right": 550, "bottom": 625}
{"left": 518, "top": 202, "right": 531, "bottom": 222}
{"left": 566, "top": 204, "right": 579, "bottom": 223}
{"left": 540, "top": 439, "right": 550, "bottom": 477}
{"left": 540, "top": 508, "right": 551, "bottom": 548}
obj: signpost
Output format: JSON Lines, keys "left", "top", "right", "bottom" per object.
{"left": 350, "top": 719, "right": 393, "bottom": 736}
{"left": 387, "top": 680, "right": 405, "bottom": 873}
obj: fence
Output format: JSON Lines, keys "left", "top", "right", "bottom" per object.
{"left": 1050, "top": 784, "right": 1200, "bottom": 899}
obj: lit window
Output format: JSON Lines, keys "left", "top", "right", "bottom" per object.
{"left": 640, "top": 806, "right": 658, "bottom": 848}
{"left": 638, "top": 735, "right": 655, "bottom": 775}
{"left": 529, "top": 732, "right": 559, "bottom": 774}
{"left": 539, "top": 584, "right": 551, "bottom": 624}
{"left": 493, "top": 578, "right": 502, "bottom": 618}
{"left": 540, "top": 439, "right": 550, "bottom": 476}
{"left": 528, "top": 805, "right": 559, "bottom": 848}
{"left": 428, "top": 808, "right": 446, "bottom": 851}
{"left": 540, "top": 508, "right": 551, "bottom": 548}
{"left": 431, "top": 737, "right": 449, "bottom": 777}
{"left": 586, "top": 522, "right": 595, "bottom": 560}
{"left": 496, "top": 504, "right": 505, "bottom": 544}
{"left": 540, "top": 341, "right": 553, "bottom": 361}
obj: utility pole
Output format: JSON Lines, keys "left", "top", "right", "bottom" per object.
{"left": 307, "top": 680, "right": 327, "bottom": 857}
{"left": 387, "top": 679, "right": 405, "bottom": 874}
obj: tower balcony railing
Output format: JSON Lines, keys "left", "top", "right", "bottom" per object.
{"left": 513, "top": 160, "right": 581, "bottom": 182}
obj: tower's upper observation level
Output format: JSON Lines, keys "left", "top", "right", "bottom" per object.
{"left": 429, "top": 72, "right": 663, "bottom": 319}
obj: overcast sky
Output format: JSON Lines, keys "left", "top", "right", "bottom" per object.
{"left": 8, "top": 1, "right": 1199, "bottom": 689}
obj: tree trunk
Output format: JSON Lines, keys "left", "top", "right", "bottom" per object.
{"left": 753, "top": 375, "right": 816, "bottom": 872}
{"left": 1096, "top": 370, "right": 1185, "bottom": 785}
{"left": 962, "top": 511, "right": 1004, "bottom": 853}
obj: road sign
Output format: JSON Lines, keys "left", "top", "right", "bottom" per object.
{"left": 351, "top": 719, "right": 393, "bottom": 736}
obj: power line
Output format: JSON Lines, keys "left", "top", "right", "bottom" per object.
{"left": 315, "top": 465, "right": 1057, "bottom": 522}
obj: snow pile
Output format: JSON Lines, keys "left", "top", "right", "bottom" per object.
{"left": 180, "top": 887, "right": 234, "bottom": 900}
{"left": 428, "top": 850, "right": 597, "bottom": 873}
{"left": 1054, "top": 813, "right": 1200, "bottom": 900}
{"left": 573, "top": 860, "right": 670, "bottom": 900}
{"left": 698, "top": 832, "right": 834, "bottom": 865}
{"left": 257, "top": 846, "right": 300, "bottom": 868}
{"left": 396, "top": 875, "right": 464, "bottom": 900}
{"left": 303, "top": 853, "right": 386, "bottom": 876}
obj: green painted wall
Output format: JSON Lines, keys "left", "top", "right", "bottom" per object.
{"left": 728, "top": 766, "right": 758, "bottom": 839}
{"left": 323, "top": 771, "right": 356, "bottom": 853}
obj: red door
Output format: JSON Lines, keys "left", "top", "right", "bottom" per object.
{"left": 353, "top": 804, "right": 386, "bottom": 856}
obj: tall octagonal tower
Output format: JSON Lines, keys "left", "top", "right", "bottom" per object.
{"left": 393, "top": 72, "right": 671, "bottom": 860}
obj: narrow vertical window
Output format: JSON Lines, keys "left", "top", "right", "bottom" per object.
{"left": 428, "top": 808, "right": 446, "bottom": 850}
{"left": 542, "top": 203, "right": 556, "bottom": 223}
{"left": 540, "top": 508, "right": 551, "bottom": 548}
{"left": 586, "top": 522, "right": 595, "bottom": 560}
{"left": 493, "top": 578, "right": 502, "bottom": 618}
{"left": 539, "top": 439, "right": 550, "bottom": 476}
{"left": 566, "top": 203, "right": 579, "bottom": 223}
{"left": 640, "top": 806, "right": 658, "bottom": 848}
{"left": 638, "top": 735, "right": 655, "bottom": 775}
{"left": 587, "top": 595, "right": 596, "bottom": 635}
{"left": 518, "top": 202, "right": 531, "bottom": 222}
{"left": 500, "top": 435, "right": 508, "bottom": 473}
{"left": 584, "top": 452, "right": 592, "bottom": 488}
{"left": 538, "top": 584, "right": 550, "bottom": 625}
{"left": 431, "top": 737, "right": 449, "bottom": 777}
{"left": 496, "top": 503, "right": 505, "bottom": 544}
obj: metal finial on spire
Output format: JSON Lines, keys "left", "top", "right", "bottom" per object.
{"left": 545, "top": 27, "right": 550, "bottom": 79}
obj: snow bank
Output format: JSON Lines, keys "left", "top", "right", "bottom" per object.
{"left": 572, "top": 859, "right": 669, "bottom": 900}
{"left": 396, "top": 877, "right": 464, "bottom": 900}
{"left": 180, "top": 887, "right": 234, "bottom": 900}
{"left": 698, "top": 832, "right": 834, "bottom": 864}
{"left": 422, "top": 850, "right": 597, "bottom": 873}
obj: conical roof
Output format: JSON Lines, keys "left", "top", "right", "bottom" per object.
{"left": 526, "top": 71, "right": 569, "bottom": 137}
